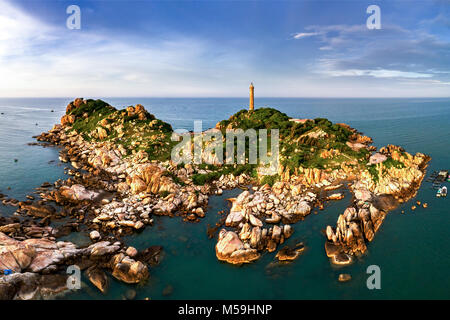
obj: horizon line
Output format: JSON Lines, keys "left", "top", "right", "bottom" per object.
{"left": 1, "top": 96, "right": 450, "bottom": 99}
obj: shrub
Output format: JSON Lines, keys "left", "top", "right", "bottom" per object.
{"left": 260, "top": 174, "right": 279, "bottom": 186}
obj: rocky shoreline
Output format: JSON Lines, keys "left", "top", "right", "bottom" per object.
{"left": 215, "top": 148, "right": 429, "bottom": 265}
{"left": 0, "top": 98, "right": 430, "bottom": 299}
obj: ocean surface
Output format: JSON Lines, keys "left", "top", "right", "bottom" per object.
{"left": 0, "top": 97, "right": 449, "bottom": 299}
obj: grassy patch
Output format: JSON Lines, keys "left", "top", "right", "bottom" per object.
{"left": 191, "top": 164, "right": 256, "bottom": 185}
{"left": 383, "top": 158, "right": 405, "bottom": 169}
{"left": 260, "top": 174, "right": 280, "bottom": 186}
{"left": 367, "top": 164, "right": 379, "bottom": 183}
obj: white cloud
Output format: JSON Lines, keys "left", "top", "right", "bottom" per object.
{"left": 298, "top": 20, "right": 450, "bottom": 96}
{"left": 0, "top": 0, "right": 55, "bottom": 56}
{"left": 323, "top": 69, "right": 433, "bottom": 79}
{"left": 0, "top": 0, "right": 449, "bottom": 98}
{"left": 293, "top": 32, "right": 320, "bottom": 39}
{"left": 0, "top": 0, "right": 255, "bottom": 97}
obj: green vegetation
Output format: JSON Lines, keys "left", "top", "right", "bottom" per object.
{"left": 366, "top": 158, "right": 406, "bottom": 183}
{"left": 383, "top": 158, "right": 405, "bottom": 169}
{"left": 260, "top": 174, "right": 280, "bottom": 187}
{"left": 159, "top": 190, "right": 171, "bottom": 198}
{"left": 68, "top": 99, "right": 174, "bottom": 161}
{"left": 217, "top": 108, "right": 368, "bottom": 173}
{"left": 66, "top": 99, "right": 375, "bottom": 186}
{"left": 218, "top": 108, "right": 291, "bottom": 133}
{"left": 164, "top": 171, "right": 186, "bottom": 186}
{"left": 191, "top": 164, "right": 256, "bottom": 186}
{"left": 70, "top": 100, "right": 116, "bottom": 140}
{"left": 367, "top": 165, "right": 379, "bottom": 183}
{"left": 68, "top": 99, "right": 114, "bottom": 118}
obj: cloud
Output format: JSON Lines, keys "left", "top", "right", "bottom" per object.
{"left": 420, "top": 13, "right": 450, "bottom": 27}
{"left": 1, "top": 0, "right": 449, "bottom": 98}
{"left": 321, "top": 34, "right": 450, "bottom": 76}
{"left": 0, "top": 0, "right": 55, "bottom": 57}
{"left": 319, "top": 68, "right": 433, "bottom": 79}
{"left": 295, "top": 20, "right": 450, "bottom": 90}
{"left": 294, "top": 23, "right": 409, "bottom": 51}
{"left": 0, "top": 0, "right": 255, "bottom": 97}
{"left": 293, "top": 32, "right": 320, "bottom": 39}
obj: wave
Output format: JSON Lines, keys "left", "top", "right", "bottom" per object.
{"left": 0, "top": 105, "right": 54, "bottom": 112}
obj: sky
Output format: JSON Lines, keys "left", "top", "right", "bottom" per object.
{"left": 0, "top": 0, "right": 449, "bottom": 97}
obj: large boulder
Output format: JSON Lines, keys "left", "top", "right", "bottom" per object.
{"left": 61, "top": 114, "right": 75, "bottom": 126}
{"left": 369, "top": 153, "right": 387, "bottom": 165}
{"left": 129, "top": 176, "right": 147, "bottom": 194}
{"left": 127, "top": 164, "right": 179, "bottom": 195}
{"left": 249, "top": 227, "right": 261, "bottom": 248}
{"left": 215, "top": 229, "right": 260, "bottom": 264}
{"left": 294, "top": 201, "right": 311, "bottom": 216}
{"left": 89, "top": 241, "right": 120, "bottom": 257}
{"left": 85, "top": 267, "right": 109, "bottom": 294}
{"left": 0, "top": 272, "right": 40, "bottom": 300}
{"left": 324, "top": 241, "right": 341, "bottom": 258}
{"left": 354, "top": 189, "right": 372, "bottom": 202}
{"left": 59, "top": 184, "right": 99, "bottom": 202}
{"left": 0, "top": 233, "right": 79, "bottom": 273}
{"left": 225, "top": 209, "right": 244, "bottom": 227}
{"left": 331, "top": 253, "right": 353, "bottom": 265}
{"left": 111, "top": 253, "right": 149, "bottom": 284}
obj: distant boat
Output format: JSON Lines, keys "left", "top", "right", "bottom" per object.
{"left": 437, "top": 186, "right": 447, "bottom": 197}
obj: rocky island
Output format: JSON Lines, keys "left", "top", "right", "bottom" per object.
{"left": 0, "top": 97, "right": 430, "bottom": 299}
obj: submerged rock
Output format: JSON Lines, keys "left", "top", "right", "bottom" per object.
{"left": 275, "top": 244, "right": 305, "bottom": 262}
{"left": 162, "top": 284, "right": 174, "bottom": 296}
{"left": 331, "top": 253, "right": 353, "bottom": 265}
{"left": 338, "top": 273, "right": 352, "bottom": 282}
{"left": 136, "top": 245, "right": 164, "bottom": 266}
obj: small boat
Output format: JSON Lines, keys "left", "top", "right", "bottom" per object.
{"left": 437, "top": 186, "right": 447, "bottom": 197}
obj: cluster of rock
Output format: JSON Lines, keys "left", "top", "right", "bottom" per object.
{"left": 216, "top": 183, "right": 316, "bottom": 264}
{"left": 324, "top": 146, "right": 430, "bottom": 265}
{"left": 217, "top": 143, "right": 430, "bottom": 266}
{"left": 36, "top": 115, "right": 259, "bottom": 231}
{"left": 361, "top": 145, "right": 429, "bottom": 196}
{"left": 0, "top": 231, "right": 155, "bottom": 299}
{"left": 0, "top": 215, "right": 59, "bottom": 239}
{"left": 35, "top": 124, "right": 211, "bottom": 230}
{"left": 324, "top": 197, "right": 384, "bottom": 265}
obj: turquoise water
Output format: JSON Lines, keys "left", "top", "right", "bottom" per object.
{"left": 0, "top": 97, "right": 449, "bottom": 299}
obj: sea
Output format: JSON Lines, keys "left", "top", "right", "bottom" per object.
{"left": 0, "top": 97, "right": 449, "bottom": 299}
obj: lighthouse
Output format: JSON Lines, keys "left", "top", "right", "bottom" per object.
{"left": 249, "top": 82, "right": 254, "bottom": 111}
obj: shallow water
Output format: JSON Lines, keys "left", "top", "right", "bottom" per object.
{"left": 0, "top": 97, "right": 449, "bottom": 299}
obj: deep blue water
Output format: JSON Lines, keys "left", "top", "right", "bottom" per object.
{"left": 0, "top": 97, "right": 449, "bottom": 299}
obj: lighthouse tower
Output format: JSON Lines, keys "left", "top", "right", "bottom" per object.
{"left": 249, "top": 82, "right": 254, "bottom": 111}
